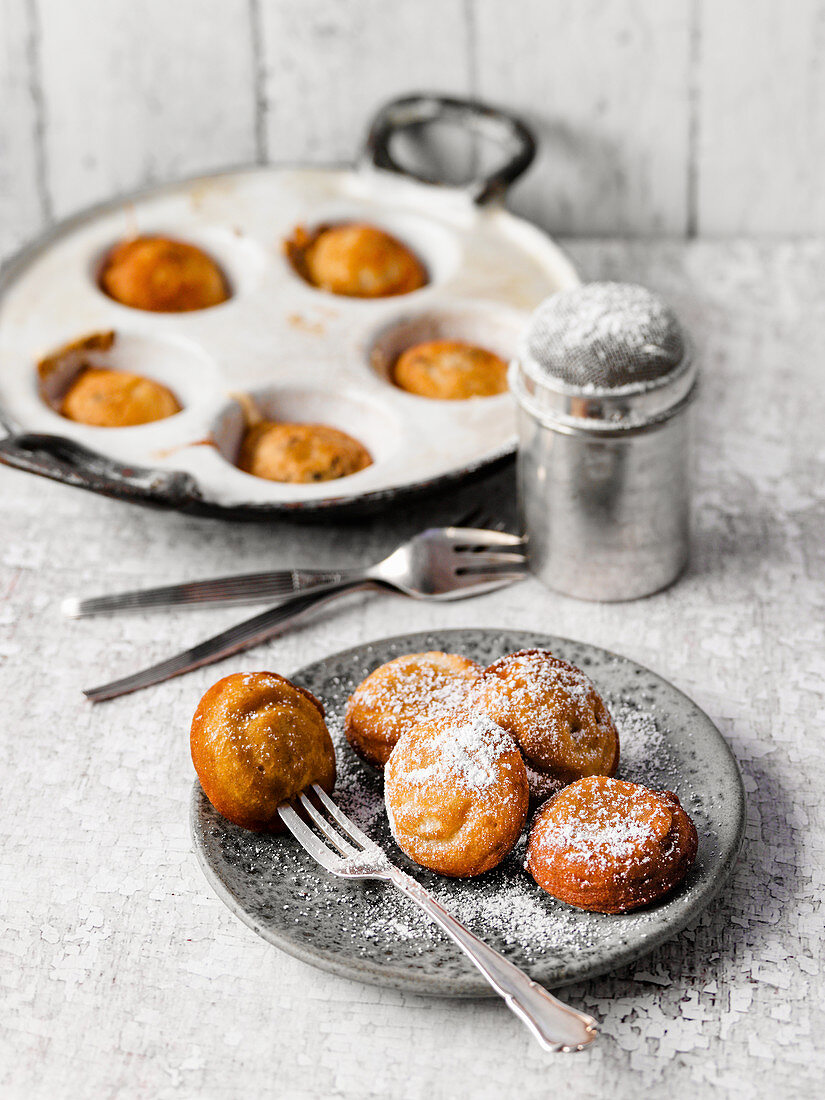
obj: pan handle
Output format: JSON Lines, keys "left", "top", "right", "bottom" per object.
{"left": 0, "top": 431, "right": 203, "bottom": 511}
{"left": 362, "top": 93, "right": 536, "bottom": 206}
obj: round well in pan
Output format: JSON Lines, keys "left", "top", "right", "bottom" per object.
{"left": 211, "top": 387, "right": 403, "bottom": 481}
{"left": 368, "top": 300, "right": 525, "bottom": 395}
{"left": 90, "top": 226, "right": 268, "bottom": 312}
{"left": 283, "top": 208, "right": 460, "bottom": 299}
{"left": 36, "top": 330, "right": 220, "bottom": 428}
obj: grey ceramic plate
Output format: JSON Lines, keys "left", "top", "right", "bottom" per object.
{"left": 191, "top": 628, "right": 745, "bottom": 996}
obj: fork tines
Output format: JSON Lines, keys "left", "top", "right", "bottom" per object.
{"left": 278, "top": 784, "right": 384, "bottom": 876}
{"left": 448, "top": 529, "right": 528, "bottom": 578}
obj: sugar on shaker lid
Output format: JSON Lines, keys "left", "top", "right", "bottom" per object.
{"left": 510, "top": 282, "right": 696, "bottom": 429}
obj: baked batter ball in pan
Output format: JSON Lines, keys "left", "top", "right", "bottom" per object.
{"left": 237, "top": 421, "right": 372, "bottom": 483}
{"left": 285, "top": 223, "right": 427, "bottom": 298}
{"left": 393, "top": 340, "right": 508, "bottom": 400}
{"left": 384, "top": 713, "right": 528, "bottom": 877}
{"left": 61, "top": 369, "right": 180, "bottom": 427}
{"left": 526, "top": 776, "right": 698, "bottom": 913}
{"left": 191, "top": 672, "right": 336, "bottom": 832}
{"left": 38, "top": 331, "right": 181, "bottom": 428}
{"left": 344, "top": 651, "right": 481, "bottom": 768}
{"left": 99, "top": 235, "right": 230, "bottom": 311}
{"left": 468, "top": 649, "right": 619, "bottom": 802}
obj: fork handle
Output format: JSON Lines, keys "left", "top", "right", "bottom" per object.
{"left": 390, "top": 869, "right": 598, "bottom": 1052}
{"left": 83, "top": 578, "right": 374, "bottom": 702}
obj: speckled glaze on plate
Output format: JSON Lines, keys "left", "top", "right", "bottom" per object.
{"left": 190, "top": 628, "right": 745, "bottom": 996}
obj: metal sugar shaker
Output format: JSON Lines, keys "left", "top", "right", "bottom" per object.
{"left": 510, "top": 282, "right": 698, "bottom": 601}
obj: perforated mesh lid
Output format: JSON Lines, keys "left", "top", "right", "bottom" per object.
{"left": 512, "top": 282, "right": 696, "bottom": 428}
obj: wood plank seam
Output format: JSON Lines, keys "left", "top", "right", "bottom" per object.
{"left": 686, "top": 0, "right": 702, "bottom": 238}
{"left": 248, "top": 0, "right": 268, "bottom": 164}
{"left": 24, "top": 0, "right": 53, "bottom": 225}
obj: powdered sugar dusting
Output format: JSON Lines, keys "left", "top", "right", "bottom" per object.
{"left": 530, "top": 781, "right": 669, "bottom": 871}
{"left": 524, "top": 282, "right": 684, "bottom": 391}
{"left": 304, "top": 682, "right": 679, "bottom": 954}
{"left": 400, "top": 713, "right": 517, "bottom": 797}
{"left": 326, "top": 709, "right": 386, "bottom": 836}
{"left": 330, "top": 841, "right": 392, "bottom": 876}
{"left": 524, "top": 762, "right": 566, "bottom": 802}
{"left": 349, "top": 653, "right": 479, "bottom": 735}
{"left": 534, "top": 284, "right": 671, "bottom": 358}
{"left": 614, "top": 697, "right": 673, "bottom": 787}
{"left": 473, "top": 649, "right": 611, "bottom": 760}
{"left": 208, "top": 651, "right": 691, "bottom": 968}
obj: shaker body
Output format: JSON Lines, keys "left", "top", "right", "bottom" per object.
{"left": 517, "top": 408, "right": 691, "bottom": 601}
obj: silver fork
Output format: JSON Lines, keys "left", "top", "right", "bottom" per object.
{"left": 82, "top": 526, "right": 527, "bottom": 702}
{"left": 64, "top": 524, "right": 525, "bottom": 618}
{"left": 280, "top": 784, "right": 599, "bottom": 1053}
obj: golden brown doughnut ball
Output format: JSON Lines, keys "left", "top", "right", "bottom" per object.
{"left": 384, "top": 713, "right": 528, "bottom": 877}
{"left": 99, "top": 236, "right": 229, "bottom": 312}
{"left": 60, "top": 367, "right": 181, "bottom": 427}
{"left": 191, "top": 671, "right": 336, "bottom": 831}
{"left": 286, "top": 223, "right": 427, "bottom": 298}
{"left": 526, "top": 776, "right": 698, "bottom": 913}
{"left": 393, "top": 340, "right": 508, "bottom": 400}
{"left": 344, "top": 651, "right": 481, "bottom": 768}
{"left": 468, "top": 649, "right": 619, "bottom": 802}
{"left": 237, "top": 421, "right": 372, "bottom": 483}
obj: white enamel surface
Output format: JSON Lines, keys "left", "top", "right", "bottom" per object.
{"left": 0, "top": 166, "right": 579, "bottom": 506}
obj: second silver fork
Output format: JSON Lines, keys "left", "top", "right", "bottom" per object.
{"left": 65, "top": 524, "right": 525, "bottom": 618}
{"left": 82, "top": 526, "right": 527, "bottom": 701}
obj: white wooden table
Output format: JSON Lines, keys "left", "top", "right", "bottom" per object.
{"left": 1, "top": 240, "right": 821, "bottom": 1098}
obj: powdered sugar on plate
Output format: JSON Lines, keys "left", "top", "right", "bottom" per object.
{"left": 524, "top": 762, "right": 567, "bottom": 802}
{"left": 613, "top": 696, "right": 674, "bottom": 788}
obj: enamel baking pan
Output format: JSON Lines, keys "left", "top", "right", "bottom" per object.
{"left": 0, "top": 95, "right": 579, "bottom": 518}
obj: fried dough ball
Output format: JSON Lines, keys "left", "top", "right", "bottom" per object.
{"left": 99, "top": 235, "right": 229, "bottom": 312}
{"left": 191, "top": 672, "right": 336, "bottom": 831}
{"left": 286, "top": 223, "right": 427, "bottom": 298}
{"left": 393, "top": 340, "right": 508, "bottom": 400}
{"left": 344, "top": 651, "right": 481, "bottom": 768}
{"left": 237, "top": 421, "right": 372, "bottom": 483}
{"left": 526, "top": 776, "right": 698, "bottom": 913}
{"left": 384, "top": 713, "right": 528, "bottom": 877}
{"left": 60, "top": 367, "right": 181, "bottom": 427}
{"left": 468, "top": 649, "right": 619, "bottom": 802}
